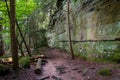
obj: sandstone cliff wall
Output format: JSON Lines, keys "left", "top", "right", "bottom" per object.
{"left": 47, "top": 0, "right": 120, "bottom": 59}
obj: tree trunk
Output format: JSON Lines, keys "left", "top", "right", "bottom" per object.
{"left": 16, "top": 20, "right": 31, "bottom": 57}
{"left": 5, "top": 0, "right": 31, "bottom": 57}
{"left": 16, "top": 39, "right": 25, "bottom": 56}
{"left": 10, "top": 0, "right": 19, "bottom": 71}
{"left": 0, "top": 24, "right": 4, "bottom": 56}
{"left": 67, "top": 0, "right": 75, "bottom": 59}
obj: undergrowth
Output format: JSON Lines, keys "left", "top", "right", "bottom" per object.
{"left": 19, "top": 57, "right": 30, "bottom": 69}
{"left": 98, "top": 68, "right": 111, "bottom": 76}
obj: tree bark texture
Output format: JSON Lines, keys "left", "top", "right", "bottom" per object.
{"left": 10, "top": 0, "right": 19, "bottom": 71}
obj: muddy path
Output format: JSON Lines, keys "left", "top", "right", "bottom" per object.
{"left": 42, "top": 48, "right": 84, "bottom": 80}
{"left": 41, "top": 48, "right": 120, "bottom": 80}
{"left": 0, "top": 48, "right": 120, "bottom": 80}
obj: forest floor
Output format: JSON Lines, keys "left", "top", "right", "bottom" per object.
{"left": 0, "top": 48, "right": 120, "bottom": 80}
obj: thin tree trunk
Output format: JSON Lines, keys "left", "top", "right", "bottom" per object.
{"left": 26, "top": 17, "right": 31, "bottom": 46}
{"left": 16, "top": 20, "right": 31, "bottom": 57}
{"left": 10, "top": 0, "right": 19, "bottom": 71}
{"left": 16, "top": 39, "right": 25, "bottom": 56}
{"left": 67, "top": 0, "right": 74, "bottom": 59}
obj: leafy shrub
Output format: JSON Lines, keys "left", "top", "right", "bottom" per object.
{"left": 19, "top": 57, "right": 30, "bottom": 69}
{"left": 0, "top": 64, "right": 7, "bottom": 71}
{"left": 98, "top": 68, "right": 111, "bottom": 76}
{"left": 0, "top": 64, "right": 10, "bottom": 76}
{"left": 113, "top": 53, "right": 120, "bottom": 63}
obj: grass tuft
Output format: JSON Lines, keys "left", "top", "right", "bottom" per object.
{"left": 98, "top": 68, "right": 111, "bottom": 76}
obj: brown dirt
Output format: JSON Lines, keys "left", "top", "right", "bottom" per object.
{"left": 0, "top": 48, "right": 120, "bottom": 80}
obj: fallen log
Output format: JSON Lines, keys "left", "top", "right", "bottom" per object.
{"left": 30, "top": 55, "right": 45, "bottom": 62}
{"left": 51, "top": 75, "right": 62, "bottom": 80}
{"left": 38, "top": 76, "right": 49, "bottom": 80}
{"left": 34, "top": 58, "right": 42, "bottom": 74}
{"left": 0, "top": 57, "right": 12, "bottom": 64}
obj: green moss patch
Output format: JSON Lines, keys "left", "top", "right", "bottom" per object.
{"left": 98, "top": 68, "right": 112, "bottom": 76}
{"left": 0, "top": 64, "right": 10, "bottom": 76}
{"left": 19, "top": 57, "right": 30, "bottom": 69}
{"left": 113, "top": 53, "right": 120, "bottom": 63}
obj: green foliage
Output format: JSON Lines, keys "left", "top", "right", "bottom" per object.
{"left": 98, "top": 68, "right": 111, "bottom": 76}
{"left": 38, "top": 30, "right": 48, "bottom": 47}
{"left": 0, "top": 64, "right": 7, "bottom": 71}
{"left": 33, "top": 30, "right": 48, "bottom": 53}
{"left": 79, "top": 41, "right": 120, "bottom": 63}
{"left": 0, "top": 0, "right": 37, "bottom": 52}
{"left": 113, "top": 52, "right": 120, "bottom": 63}
{"left": 100, "top": 49, "right": 120, "bottom": 63}
{"left": 16, "top": 0, "right": 36, "bottom": 21}
{"left": 19, "top": 57, "right": 30, "bottom": 69}
{"left": 34, "top": 0, "right": 57, "bottom": 12}
{"left": 73, "top": 0, "right": 78, "bottom": 3}
{"left": 0, "top": 64, "right": 10, "bottom": 76}
{"left": 0, "top": 55, "right": 11, "bottom": 58}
